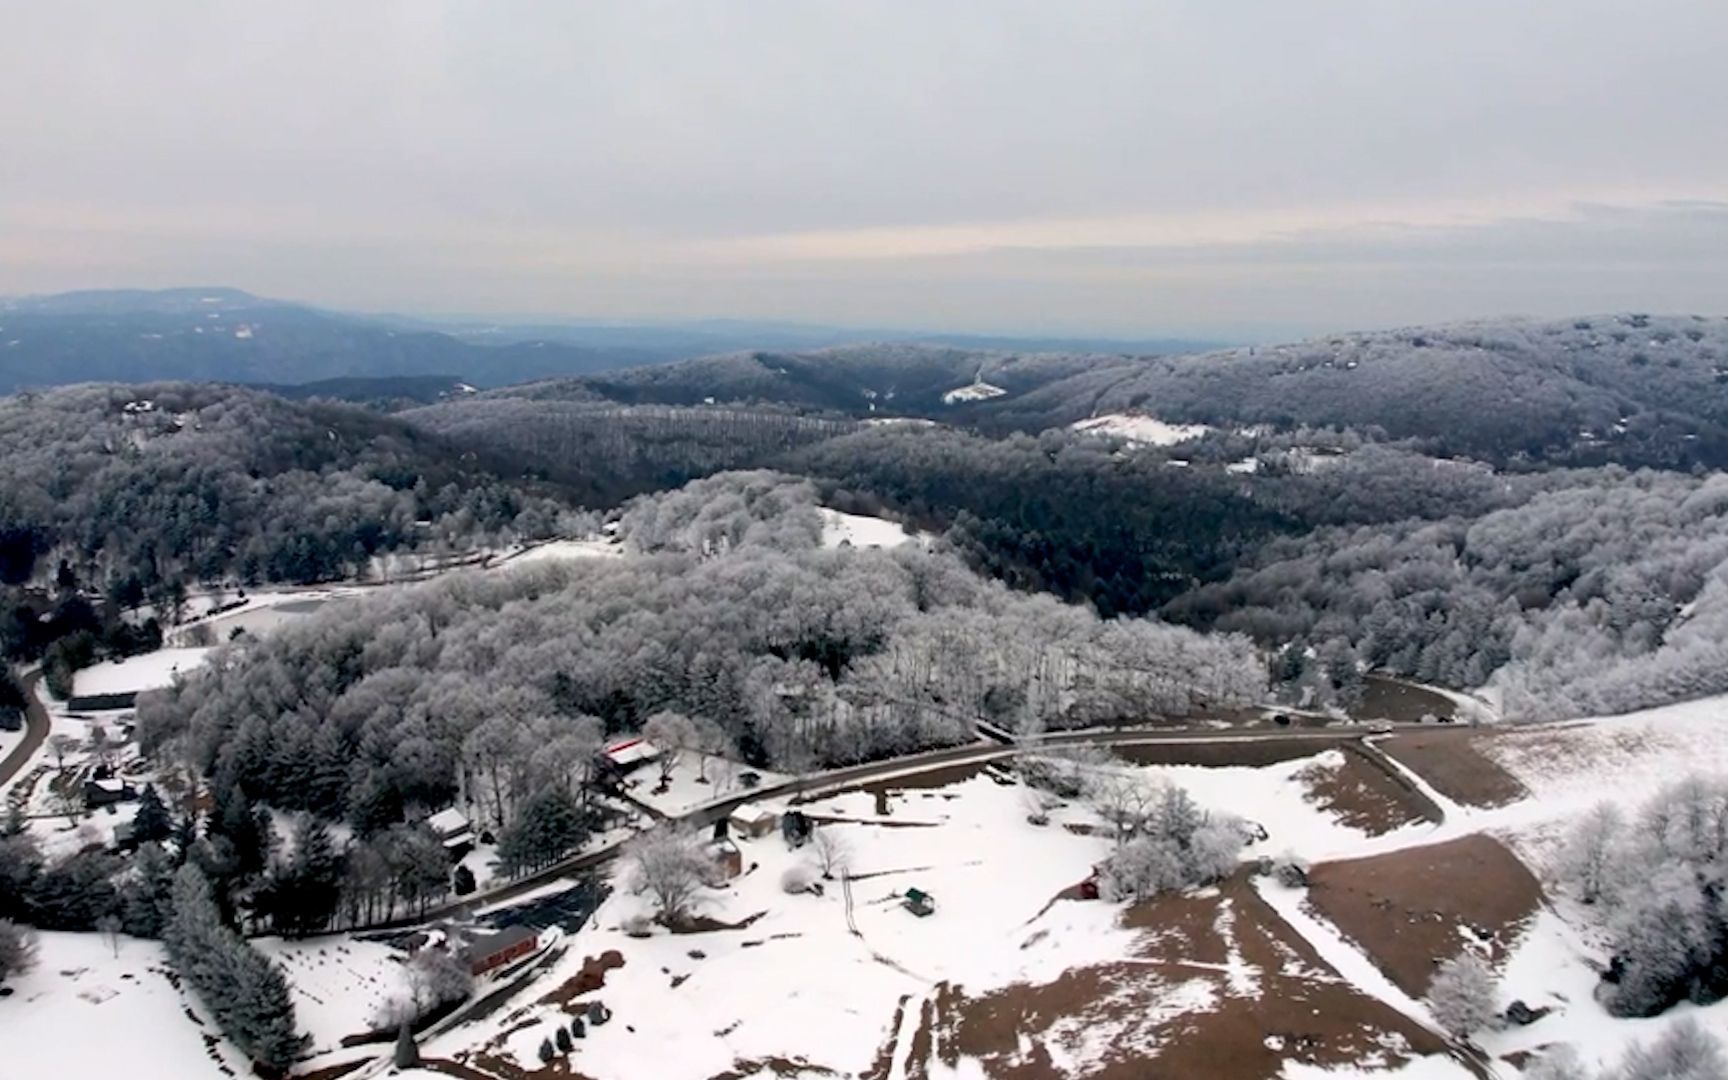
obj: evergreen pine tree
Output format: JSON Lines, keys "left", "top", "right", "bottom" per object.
{"left": 132, "top": 785, "right": 173, "bottom": 845}
{"left": 120, "top": 842, "right": 176, "bottom": 938}
{"left": 393, "top": 1021, "right": 419, "bottom": 1069}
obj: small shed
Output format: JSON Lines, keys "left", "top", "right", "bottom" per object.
{"left": 903, "top": 888, "right": 936, "bottom": 917}
{"left": 426, "top": 807, "right": 475, "bottom": 857}
{"left": 728, "top": 803, "right": 778, "bottom": 839}
{"left": 462, "top": 926, "right": 541, "bottom": 977}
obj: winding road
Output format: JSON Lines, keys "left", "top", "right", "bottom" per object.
{"left": 0, "top": 670, "right": 51, "bottom": 791}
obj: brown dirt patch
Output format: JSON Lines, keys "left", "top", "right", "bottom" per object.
{"left": 1358, "top": 676, "right": 1460, "bottom": 724}
{"left": 670, "top": 910, "right": 767, "bottom": 934}
{"left": 860, "top": 995, "right": 911, "bottom": 1080}
{"left": 916, "top": 873, "right": 1448, "bottom": 1079}
{"left": 1119, "top": 886, "right": 1232, "bottom": 966}
{"left": 536, "top": 950, "right": 624, "bottom": 1010}
{"left": 865, "top": 762, "right": 990, "bottom": 794}
{"left": 1112, "top": 739, "right": 1335, "bottom": 769}
{"left": 706, "top": 1058, "right": 840, "bottom": 1079}
{"left": 1307, "top": 834, "right": 1543, "bottom": 998}
{"left": 294, "top": 1061, "right": 368, "bottom": 1080}
{"left": 1295, "top": 752, "right": 1428, "bottom": 835}
{"left": 418, "top": 1059, "right": 502, "bottom": 1080}
{"left": 1379, "top": 730, "right": 1528, "bottom": 808}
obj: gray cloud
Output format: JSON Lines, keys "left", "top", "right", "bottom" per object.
{"left": 1, "top": 1, "right": 1724, "bottom": 336}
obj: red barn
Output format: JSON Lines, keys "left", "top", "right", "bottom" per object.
{"left": 461, "top": 926, "right": 541, "bottom": 977}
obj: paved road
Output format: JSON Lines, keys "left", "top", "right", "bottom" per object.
{"left": 373, "top": 720, "right": 1411, "bottom": 932}
{"left": 0, "top": 670, "right": 51, "bottom": 791}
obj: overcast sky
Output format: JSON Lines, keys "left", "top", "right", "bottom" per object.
{"left": 2, "top": 1, "right": 1725, "bottom": 339}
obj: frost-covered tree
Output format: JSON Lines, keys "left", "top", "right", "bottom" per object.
{"left": 626, "top": 828, "right": 710, "bottom": 926}
{"left": 1425, "top": 951, "right": 1497, "bottom": 1039}
{"left": 163, "top": 863, "right": 308, "bottom": 1070}
{"left": 0, "top": 919, "right": 37, "bottom": 985}
{"left": 642, "top": 711, "right": 698, "bottom": 787}
{"left": 1094, "top": 780, "right": 1247, "bottom": 901}
{"left": 1562, "top": 802, "right": 1625, "bottom": 906}
{"left": 1521, "top": 1044, "right": 1585, "bottom": 1080}
{"left": 809, "top": 827, "right": 852, "bottom": 880}
{"left": 1613, "top": 1017, "right": 1727, "bottom": 1080}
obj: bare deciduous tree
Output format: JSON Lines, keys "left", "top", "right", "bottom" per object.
{"left": 810, "top": 827, "right": 852, "bottom": 880}
{"left": 626, "top": 828, "right": 710, "bottom": 926}
{"left": 48, "top": 733, "right": 78, "bottom": 773}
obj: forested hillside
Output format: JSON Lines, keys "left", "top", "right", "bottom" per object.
{"left": 404, "top": 398, "right": 856, "bottom": 505}
{"left": 137, "top": 473, "right": 1261, "bottom": 835}
{"left": 981, "top": 314, "right": 1728, "bottom": 469}
{"left": 0, "top": 383, "right": 585, "bottom": 679}
{"left": 425, "top": 313, "right": 1728, "bottom": 472}
{"left": 497, "top": 344, "right": 1120, "bottom": 416}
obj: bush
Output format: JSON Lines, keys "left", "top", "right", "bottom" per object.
{"left": 1268, "top": 851, "right": 1309, "bottom": 887}
{"left": 781, "top": 864, "right": 817, "bottom": 895}
{"left": 1425, "top": 951, "right": 1497, "bottom": 1039}
{"left": 452, "top": 864, "right": 477, "bottom": 896}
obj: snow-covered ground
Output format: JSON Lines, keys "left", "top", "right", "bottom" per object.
{"left": 1071, "top": 412, "right": 1213, "bottom": 446}
{"left": 624, "top": 756, "right": 789, "bottom": 817}
{"left": 0, "top": 931, "right": 252, "bottom": 1079}
{"left": 70, "top": 646, "right": 214, "bottom": 697}
{"left": 1129, "top": 750, "right": 1421, "bottom": 863}
{"left": 820, "top": 507, "right": 921, "bottom": 550}
{"left": 941, "top": 378, "right": 1007, "bottom": 404}
{"left": 413, "top": 774, "right": 1129, "bottom": 1079}
{"left": 498, "top": 537, "right": 625, "bottom": 567}
{"left": 412, "top": 749, "right": 1415, "bottom": 1079}
{"left": 169, "top": 587, "right": 342, "bottom": 646}
{"left": 256, "top": 936, "right": 412, "bottom": 1056}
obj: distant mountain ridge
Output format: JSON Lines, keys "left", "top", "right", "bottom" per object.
{"left": 0, "top": 287, "right": 1218, "bottom": 396}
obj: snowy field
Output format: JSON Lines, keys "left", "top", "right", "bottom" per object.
{"left": 70, "top": 646, "right": 214, "bottom": 697}
{"left": 0, "top": 931, "right": 251, "bottom": 1079}
{"left": 1071, "top": 412, "right": 1213, "bottom": 446}
{"left": 941, "top": 378, "right": 1007, "bottom": 404}
{"left": 496, "top": 537, "right": 624, "bottom": 567}
{"left": 256, "top": 936, "right": 412, "bottom": 1056}
{"left": 820, "top": 507, "right": 921, "bottom": 550}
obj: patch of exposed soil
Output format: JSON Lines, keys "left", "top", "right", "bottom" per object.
{"left": 1358, "top": 676, "right": 1459, "bottom": 724}
{"left": 294, "top": 1060, "right": 368, "bottom": 1080}
{"left": 1120, "top": 886, "right": 1232, "bottom": 967}
{"left": 860, "top": 995, "right": 912, "bottom": 1080}
{"left": 1112, "top": 739, "right": 1339, "bottom": 769}
{"left": 1307, "top": 834, "right": 1543, "bottom": 997}
{"left": 669, "top": 910, "right": 767, "bottom": 935}
{"left": 863, "top": 762, "right": 990, "bottom": 794}
{"left": 920, "top": 874, "right": 1447, "bottom": 1079}
{"left": 1295, "top": 752, "right": 1427, "bottom": 835}
{"left": 536, "top": 950, "right": 624, "bottom": 1010}
{"left": 705, "top": 1057, "right": 840, "bottom": 1079}
{"left": 1379, "top": 730, "right": 1528, "bottom": 808}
